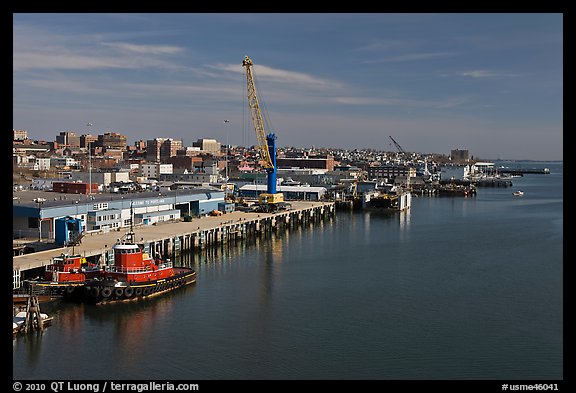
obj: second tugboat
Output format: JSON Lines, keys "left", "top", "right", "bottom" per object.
{"left": 77, "top": 206, "right": 196, "bottom": 304}
{"left": 79, "top": 230, "right": 196, "bottom": 304}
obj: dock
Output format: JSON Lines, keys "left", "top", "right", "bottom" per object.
{"left": 498, "top": 167, "right": 550, "bottom": 175}
{"left": 13, "top": 201, "right": 335, "bottom": 282}
{"left": 13, "top": 292, "right": 53, "bottom": 335}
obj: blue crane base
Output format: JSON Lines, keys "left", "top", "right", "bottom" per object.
{"left": 266, "top": 133, "right": 277, "bottom": 195}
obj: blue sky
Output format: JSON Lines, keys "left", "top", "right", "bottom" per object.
{"left": 13, "top": 13, "right": 563, "bottom": 160}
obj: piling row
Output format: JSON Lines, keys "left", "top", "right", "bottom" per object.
{"left": 146, "top": 203, "right": 335, "bottom": 260}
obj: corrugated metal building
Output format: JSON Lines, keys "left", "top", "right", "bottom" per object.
{"left": 13, "top": 188, "right": 224, "bottom": 242}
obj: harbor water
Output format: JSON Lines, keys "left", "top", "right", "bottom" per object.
{"left": 13, "top": 162, "right": 563, "bottom": 380}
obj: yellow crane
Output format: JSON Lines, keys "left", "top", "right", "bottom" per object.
{"left": 242, "top": 56, "right": 274, "bottom": 170}
{"left": 242, "top": 55, "right": 285, "bottom": 210}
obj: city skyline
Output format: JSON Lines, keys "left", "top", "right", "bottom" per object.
{"left": 13, "top": 13, "right": 563, "bottom": 161}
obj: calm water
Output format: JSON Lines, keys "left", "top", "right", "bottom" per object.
{"left": 13, "top": 162, "right": 563, "bottom": 380}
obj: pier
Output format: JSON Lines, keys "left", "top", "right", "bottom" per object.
{"left": 498, "top": 167, "right": 550, "bottom": 175}
{"left": 13, "top": 201, "right": 335, "bottom": 285}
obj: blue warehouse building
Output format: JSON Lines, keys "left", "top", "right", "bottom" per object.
{"left": 13, "top": 188, "right": 225, "bottom": 243}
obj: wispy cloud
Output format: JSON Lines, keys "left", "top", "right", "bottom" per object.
{"left": 460, "top": 69, "right": 525, "bottom": 78}
{"left": 331, "top": 96, "right": 468, "bottom": 109}
{"left": 13, "top": 25, "right": 186, "bottom": 71}
{"left": 208, "top": 62, "right": 338, "bottom": 88}
{"left": 358, "top": 39, "right": 425, "bottom": 52}
{"left": 101, "top": 42, "right": 185, "bottom": 55}
{"left": 364, "top": 51, "right": 456, "bottom": 64}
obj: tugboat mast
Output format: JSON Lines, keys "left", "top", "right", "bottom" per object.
{"left": 121, "top": 202, "right": 136, "bottom": 245}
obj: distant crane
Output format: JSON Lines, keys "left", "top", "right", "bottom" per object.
{"left": 389, "top": 135, "right": 407, "bottom": 156}
{"left": 389, "top": 135, "right": 411, "bottom": 164}
{"left": 242, "top": 55, "right": 285, "bottom": 211}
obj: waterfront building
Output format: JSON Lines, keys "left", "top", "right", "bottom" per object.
{"left": 470, "top": 162, "right": 497, "bottom": 177}
{"left": 13, "top": 188, "right": 225, "bottom": 243}
{"left": 440, "top": 164, "right": 471, "bottom": 181}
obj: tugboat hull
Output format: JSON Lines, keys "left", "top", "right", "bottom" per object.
{"left": 75, "top": 267, "right": 196, "bottom": 304}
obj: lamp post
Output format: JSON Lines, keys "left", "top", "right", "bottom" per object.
{"left": 86, "top": 122, "right": 93, "bottom": 196}
{"left": 34, "top": 198, "right": 46, "bottom": 242}
{"left": 224, "top": 120, "right": 230, "bottom": 199}
{"left": 88, "top": 141, "right": 92, "bottom": 195}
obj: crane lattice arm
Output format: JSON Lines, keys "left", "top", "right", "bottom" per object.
{"left": 389, "top": 135, "right": 407, "bottom": 155}
{"left": 243, "top": 56, "right": 274, "bottom": 169}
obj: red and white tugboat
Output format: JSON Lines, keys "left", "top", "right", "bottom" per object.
{"left": 25, "top": 253, "right": 101, "bottom": 301}
{"left": 80, "top": 229, "right": 196, "bottom": 304}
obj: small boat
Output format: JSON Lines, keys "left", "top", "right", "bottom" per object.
{"left": 77, "top": 229, "right": 196, "bottom": 304}
{"left": 13, "top": 294, "right": 54, "bottom": 336}
{"left": 513, "top": 190, "right": 524, "bottom": 196}
{"left": 13, "top": 311, "right": 53, "bottom": 335}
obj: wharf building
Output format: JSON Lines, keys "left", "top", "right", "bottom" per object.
{"left": 13, "top": 187, "right": 225, "bottom": 247}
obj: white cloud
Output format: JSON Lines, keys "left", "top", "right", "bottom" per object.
{"left": 13, "top": 25, "right": 185, "bottom": 71}
{"left": 364, "top": 52, "right": 456, "bottom": 64}
{"left": 208, "top": 62, "right": 338, "bottom": 88}
{"left": 460, "top": 70, "right": 524, "bottom": 78}
{"left": 101, "top": 42, "right": 185, "bottom": 55}
{"left": 331, "top": 96, "right": 468, "bottom": 109}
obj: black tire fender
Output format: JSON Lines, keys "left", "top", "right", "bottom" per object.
{"left": 101, "top": 287, "right": 112, "bottom": 298}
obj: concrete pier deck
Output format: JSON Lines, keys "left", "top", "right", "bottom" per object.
{"left": 13, "top": 201, "right": 335, "bottom": 277}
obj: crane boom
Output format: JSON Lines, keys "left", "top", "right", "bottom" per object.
{"left": 389, "top": 135, "right": 407, "bottom": 155}
{"left": 242, "top": 55, "right": 284, "bottom": 209}
{"left": 242, "top": 56, "right": 274, "bottom": 170}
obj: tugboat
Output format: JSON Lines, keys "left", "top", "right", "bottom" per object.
{"left": 78, "top": 212, "right": 196, "bottom": 304}
{"left": 22, "top": 253, "right": 102, "bottom": 301}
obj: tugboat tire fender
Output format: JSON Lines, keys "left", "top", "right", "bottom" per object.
{"left": 114, "top": 287, "right": 124, "bottom": 298}
{"left": 124, "top": 287, "right": 134, "bottom": 297}
{"left": 101, "top": 287, "right": 112, "bottom": 298}
{"left": 66, "top": 286, "right": 75, "bottom": 294}
{"left": 142, "top": 287, "right": 151, "bottom": 296}
{"left": 90, "top": 287, "right": 100, "bottom": 297}
{"left": 135, "top": 287, "right": 143, "bottom": 296}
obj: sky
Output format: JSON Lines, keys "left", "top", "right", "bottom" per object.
{"left": 13, "top": 13, "right": 563, "bottom": 161}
